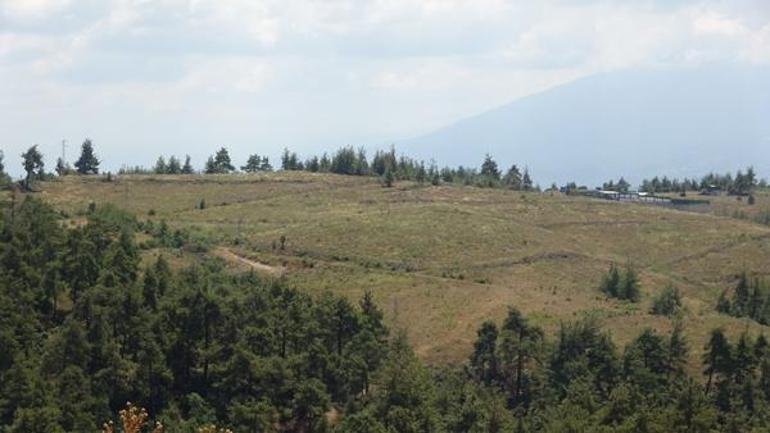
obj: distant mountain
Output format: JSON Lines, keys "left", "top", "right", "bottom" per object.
{"left": 401, "top": 65, "right": 770, "bottom": 187}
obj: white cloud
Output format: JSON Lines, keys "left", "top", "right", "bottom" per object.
{"left": 1, "top": 0, "right": 70, "bottom": 19}
{"left": 0, "top": 0, "right": 768, "bottom": 176}
{"left": 693, "top": 11, "right": 747, "bottom": 37}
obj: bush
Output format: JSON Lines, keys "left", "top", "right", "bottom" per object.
{"left": 650, "top": 285, "right": 682, "bottom": 316}
{"left": 600, "top": 263, "right": 641, "bottom": 302}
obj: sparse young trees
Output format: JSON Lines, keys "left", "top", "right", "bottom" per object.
{"left": 600, "top": 263, "right": 641, "bottom": 302}
{"left": 74, "top": 139, "right": 100, "bottom": 174}
{"left": 241, "top": 154, "right": 270, "bottom": 173}
{"left": 503, "top": 165, "right": 522, "bottom": 190}
{"left": 281, "top": 148, "right": 302, "bottom": 171}
{"left": 205, "top": 147, "right": 235, "bottom": 174}
{"left": 650, "top": 285, "right": 683, "bottom": 316}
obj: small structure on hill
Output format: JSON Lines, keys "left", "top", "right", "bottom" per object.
{"left": 700, "top": 184, "right": 721, "bottom": 196}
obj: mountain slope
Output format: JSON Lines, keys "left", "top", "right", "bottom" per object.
{"left": 402, "top": 65, "right": 770, "bottom": 186}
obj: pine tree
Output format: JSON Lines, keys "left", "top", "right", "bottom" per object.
{"left": 667, "top": 320, "right": 689, "bottom": 377}
{"left": 21, "top": 145, "right": 45, "bottom": 190}
{"left": 522, "top": 169, "right": 533, "bottom": 191}
{"left": 650, "top": 285, "right": 682, "bottom": 316}
{"left": 55, "top": 157, "right": 70, "bottom": 176}
{"left": 503, "top": 165, "right": 522, "bottom": 190}
{"left": 703, "top": 328, "right": 733, "bottom": 395}
{"left": 600, "top": 264, "right": 621, "bottom": 298}
{"left": 167, "top": 156, "right": 181, "bottom": 174}
{"left": 471, "top": 321, "right": 499, "bottom": 385}
{"left": 480, "top": 154, "right": 500, "bottom": 181}
{"left": 499, "top": 307, "right": 543, "bottom": 407}
{"left": 620, "top": 265, "right": 641, "bottom": 302}
{"left": 241, "top": 154, "right": 262, "bottom": 173}
{"left": 213, "top": 147, "right": 234, "bottom": 173}
{"left": 182, "top": 155, "right": 194, "bottom": 174}
{"left": 74, "top": 139, "right": 100, "bottom": 174}
{"left": 154, "top": 156, "right": 167, "bottom": 174}
{"left": 260, "top": 156, "right": 272, "bottom": 171}
{"left": 382, "top": 166, "right": 394, "bottom": 188}
{"left": 204, "top": 156, "right": 216, "bottom": 174}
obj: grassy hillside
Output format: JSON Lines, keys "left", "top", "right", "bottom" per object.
{"left": 30, "top": 172, "right": 770, "bottom": 368}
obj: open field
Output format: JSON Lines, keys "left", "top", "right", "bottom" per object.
{"left": 28, "top": 173, "right": 770, "bottom": 368}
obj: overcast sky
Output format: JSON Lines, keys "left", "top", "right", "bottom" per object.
{"left": 1, "top": 0, "right": 769, "bottom": 174}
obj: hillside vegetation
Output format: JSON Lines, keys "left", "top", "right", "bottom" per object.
{"left": 32, "top": 172, "right": 770, "bottom": 366}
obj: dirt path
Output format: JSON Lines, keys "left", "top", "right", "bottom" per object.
{"left": 213, "top": 247, "right": 285, "bottom": 277}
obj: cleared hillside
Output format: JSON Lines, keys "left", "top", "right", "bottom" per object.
{"left": 32, "top": 172, "right": 770, "bottom": 368}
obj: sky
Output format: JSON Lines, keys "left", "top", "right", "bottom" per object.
{"left": 1, "top": 0, "right": 769, "bottom": 176}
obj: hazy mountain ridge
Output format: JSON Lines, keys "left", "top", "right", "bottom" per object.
{"left": 403, "top": 65, "right": 770, "bottom": 187}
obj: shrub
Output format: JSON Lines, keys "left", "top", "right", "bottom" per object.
{"left": 650, "top": 285, "right": 682, "bottom": 316}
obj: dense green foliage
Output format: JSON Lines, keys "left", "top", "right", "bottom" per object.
{"left": 205, "top": 148, "right": 236, "bottom": 174}
{"left": 74, "top": 139, "right": 100, "bottom": 175}
{"left": 640, "top": 167, "right": 759, "bottom": 195}
{"left": 241, "top": 154, "right": 272, "bottom": 173}
{"left": 599, "top": 263, "right": 642, "bottom": 302}
{"left": 650, "top": 285, "right": 683, "bottom": 317}
{"left": 0, "top": 198, "right": 390, "bottom": 433}
{"left": 717, "top": 273, "right": 770, "bottom": 325}
{"left": 20, "top": 145, "right": 45, "bottom": 190}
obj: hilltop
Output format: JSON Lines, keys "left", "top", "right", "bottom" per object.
{"left": 29, "top": 171, "right": 770, "bottom": 367}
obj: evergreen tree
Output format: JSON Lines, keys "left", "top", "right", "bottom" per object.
{"left": 154, "top": 156, "right": 167, "bottom": 174}
{"left": 480, "top": 154, "right": 500, "bottom": 181}
{"left": 382, "top": 166, "right": 394, "bottom": 188}
{"left": 522, "top": 168, "right": 533, "bottom": 191}
{"left": 212, "top": 147, "right": 235, "bottom": 173}
{"left": 651, "top": 285, "right": 683, "bottom": 316}
{"left": 667, "top": 320, "right": 689, "bottom": 378}
{"left": 204, "top": 156, "right": 216, "bottom": 174}
{"left": 498, "top": 307, "right": 543, "bottom": 407}
{"left": 167, "top": 156, "right": 181, "bottom": 174}
{"left": 703, "top": 328, "right": 733, "bottom": 395}
{"left": 260, "top": 156, "right": 272, "bottom": 171}
{"left": 182, "top": 155, "right": 194, "bottom": 174}
{"left": 503, "top": 165, "right": 522, "bottom": 190}
{"left": 471, "top": 321, "right": 499, "bottom": 385}
{"left": 600, "top": 264, "right": 621, "bottom": 298}
{"left": 21, "top": 145, "right": 45, "bottom": 190}
{"left": 241, "top": 154, "right": 263, "bottom": 173}
{"left": 619, "top": 265, "right": 641, "bottom": 302}
{"left": 74, "top": 139, "right": 100, "bottom": 174}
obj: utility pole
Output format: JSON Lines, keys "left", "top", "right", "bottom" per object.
{"left": 61, "top": 139, "right": 67, "bottom": 162}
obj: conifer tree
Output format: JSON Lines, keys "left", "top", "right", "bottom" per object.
{"left": 471, "top": 321, "right": 499, "bottom": 385}
{"left": 182, "top": 155, "right": 194, "bottom": 174}
{"left": 167, "top": 156, "right": 181, "bottom": 174}
{"left": 480, "top": 154, "right": 500, "bottom": 181}
{"left": 74, "top": 139, "right": 100, "bottom": 174}
{"left": 667, "top": 320, "right": 689, "bottom": 377}
{"left": 703, "top": 328, "right": 733, "bottom": 395}
{"left": 21, "top": 145, "right": 45, "bottom": 190}
{"left": 600, "top": 264, "right": 621, "bottom": 298}
{"left": 153, "top": 156, "right": 167, "bottom": 174}
{"left": 241, "top": 154, "right": 263, "bottom": 173}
